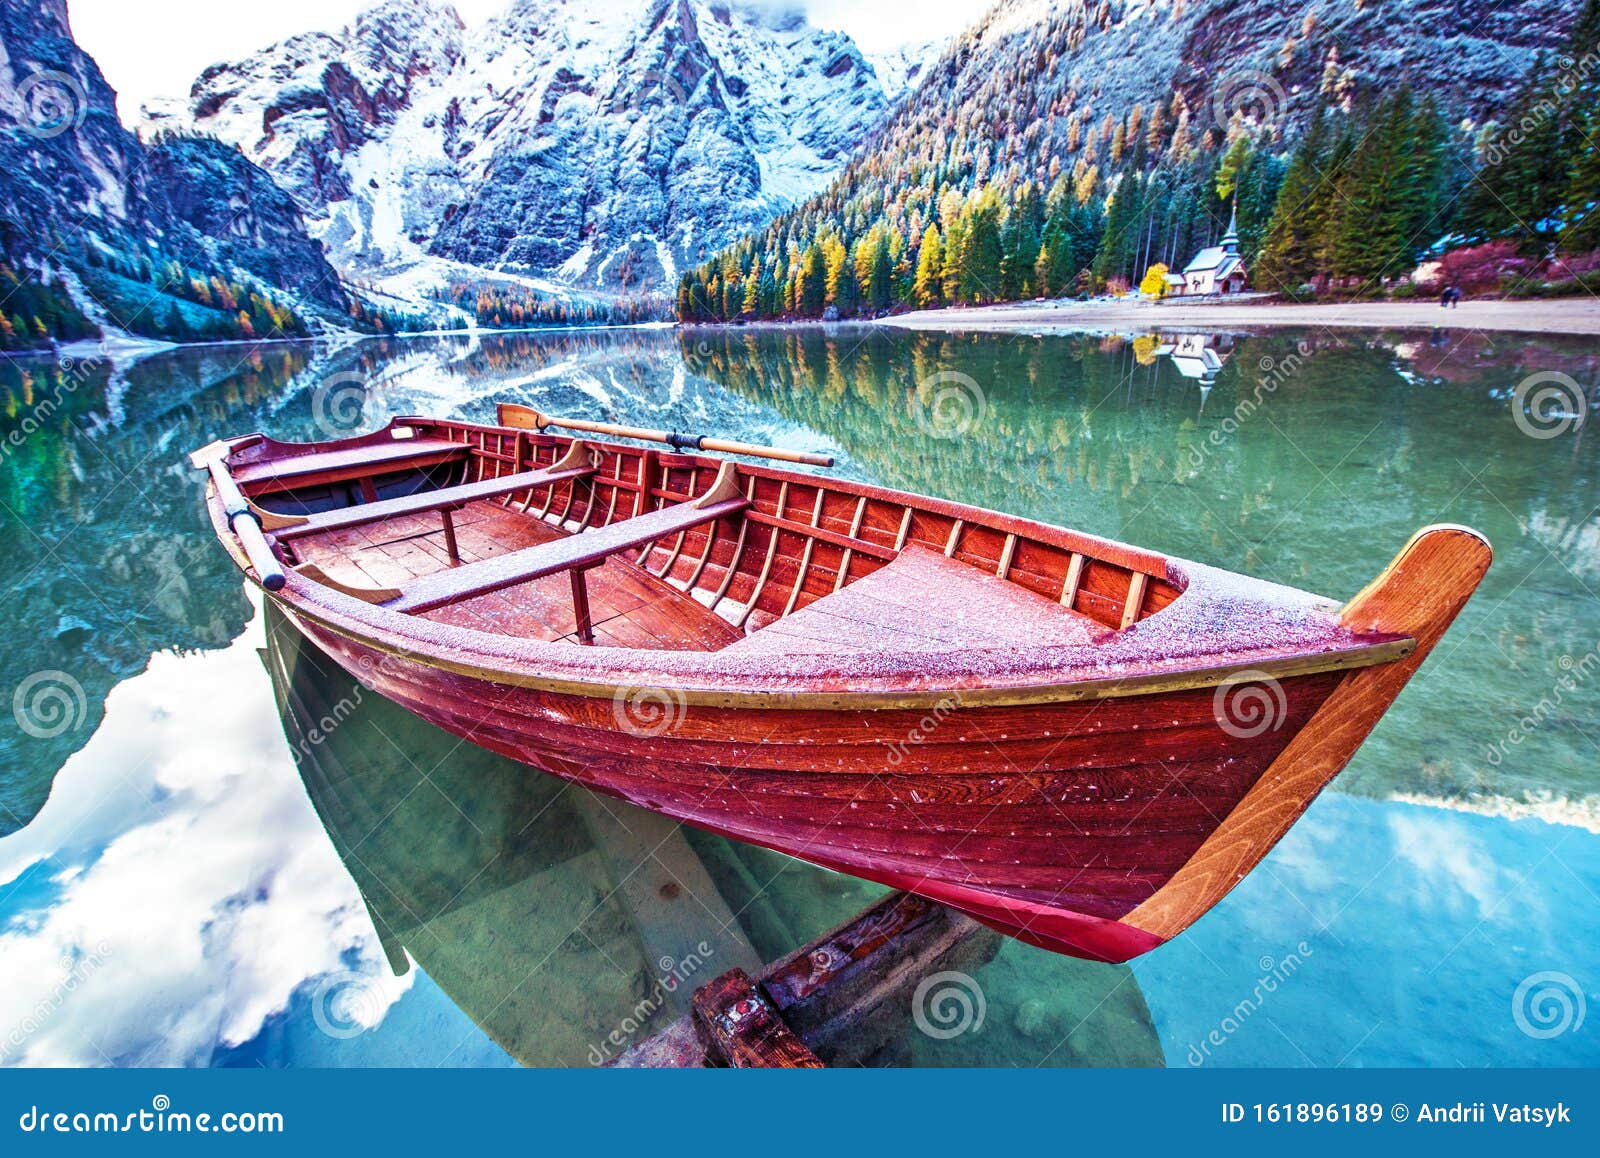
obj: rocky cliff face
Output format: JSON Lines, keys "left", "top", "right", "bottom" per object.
{"left": 917, "top": 0, "right": 1579, "bottom": 148}
{"left": 0, "top": 0, "right": 345, "bottom": 314}
{"left": 153, "top": 0, "right": 913, "bottom": 291}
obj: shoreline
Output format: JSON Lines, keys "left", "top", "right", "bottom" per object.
{"left": 881, "top": 297, "right": 1600, "bottom": 337}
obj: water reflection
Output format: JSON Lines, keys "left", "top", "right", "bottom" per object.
{"left": 680, "top": 324, "right": 1600, "bottom": 823}
{"left": 1, "top": 325, "right": 1595, "bottom": 1067}
{"left": 264, "top": 603, "right": 1162, "bottom": 1066}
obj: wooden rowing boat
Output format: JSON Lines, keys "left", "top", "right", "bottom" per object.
{"left": 193, "top": 406, "right": 1491, "bottom": 962}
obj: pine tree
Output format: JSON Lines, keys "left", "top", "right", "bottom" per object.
{"left": 1559, "top": 0, "right": 1600, "bottom": 250}
{"left": 913, "top": 225, "right": 943, "bottom": 307}
{"left": 964, "top": 191, "right": 1004, "bottom": 303}
{"left": 1092, "top": 169, "right": 1143, "bottom": 286}
{"left": 1256, "top": 109, "right": 1337, "bottom": 290}
{"left": 741, "top": 256, "right": 761, "bottom": 316}
{"left": 941, "top": 213, "right": 968, "bottom": 303}
{"left": 1034, "top": 243, "right": 1055, "bottom": 297}
{"left": 1561, "top": 106, "right": 1600, "bottom": 250}
{"left": 1330, "top": 92, "right": 1435, "bottom": 286}
{"left": 797, "top": 243, "right": 826, "bottom": 315}
{"left": 1462, "top": 53, "right": 1570, "bottom": 250}
{"left": 1215, "top": 134, "right": 1252, "bottom": 202}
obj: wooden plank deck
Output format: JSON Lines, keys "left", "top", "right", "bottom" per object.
{"left": 292, "top": 501, "right": 744, "bottom": 651}
{"left": 722, "top": 544, "right": 1110, "bottom": 655}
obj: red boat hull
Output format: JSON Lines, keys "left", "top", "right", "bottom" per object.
{"left": 198, "top": 419, "right": 1492, "bottom": 962}
{"left": 293, "top": 612, "right": 1346, "bottom": 961}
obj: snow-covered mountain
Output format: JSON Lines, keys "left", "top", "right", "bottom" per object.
{"left": 147, "top": 0, "right": 917, "bottom": 293}
{"left": 0, "top": 0, "right": 346, "bottom": 338}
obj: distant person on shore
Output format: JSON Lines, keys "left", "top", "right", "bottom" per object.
{"left": 1440, "top": 285, "right": 1461, "bottom": 308}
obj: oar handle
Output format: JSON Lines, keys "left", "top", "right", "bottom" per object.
{"left": 498, "top": 405, "right": 834, "bottom": 467}
{"left": 202, "top": 458, "right": 287, "bottom": 592}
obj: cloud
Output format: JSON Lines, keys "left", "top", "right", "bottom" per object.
{"left": 0, "top": 619, "right": 408, "bottom": 1067}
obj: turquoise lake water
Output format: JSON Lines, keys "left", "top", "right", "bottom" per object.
{"left": 0, "top": 324, "right": 1595, "bottom": 1067}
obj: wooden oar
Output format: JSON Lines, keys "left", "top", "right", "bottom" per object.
{"left": 190, "top": 443, "right": 287, "bottom": 591}
{"left": 497, "top": 404, "right": 834, "bottom": 467}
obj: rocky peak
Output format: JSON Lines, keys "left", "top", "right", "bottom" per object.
{"left": 157, "top": 0, "right": 911, "bottom": 293}
{"left": 0, "top": 0, "right": 344, "bottom": 315}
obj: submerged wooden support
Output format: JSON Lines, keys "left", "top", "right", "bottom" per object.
{"left": 691, "top": 969, "right": 823, "bottom": 1069}
{"left": 610, "top": 892, "right": 1001, "bottom": 1068}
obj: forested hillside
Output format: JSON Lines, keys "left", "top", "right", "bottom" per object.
{"left": 678, "top": 0, "right": 1599, "bottom": 321}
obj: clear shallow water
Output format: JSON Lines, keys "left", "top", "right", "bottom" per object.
{"left": 0, "top": 325, "right": 1595, "bottom": 1067}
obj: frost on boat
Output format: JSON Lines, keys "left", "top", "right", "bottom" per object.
{"left": 192, "top": 407, "right": 1491, "bottom": 962}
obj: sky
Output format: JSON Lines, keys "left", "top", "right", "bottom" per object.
{"left": 69, "top": 0, "right": 983, "bottom": 125}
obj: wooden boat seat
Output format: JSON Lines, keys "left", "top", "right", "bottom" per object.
{"left": 723, "top": 545, "right": 1113, "bottom": 655}
{"left": 271, "top": 445, "right": 597, "bottom": 542}
{"left": 323, "top": 472, "right": 751, "bottom": 617}
{"left": 234, "top": 437, "right": 469, "bottom": 494}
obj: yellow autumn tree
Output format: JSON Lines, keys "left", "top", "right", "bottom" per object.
{"left": 1139, "top": 263, "right": 1171, "bottom": 298}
